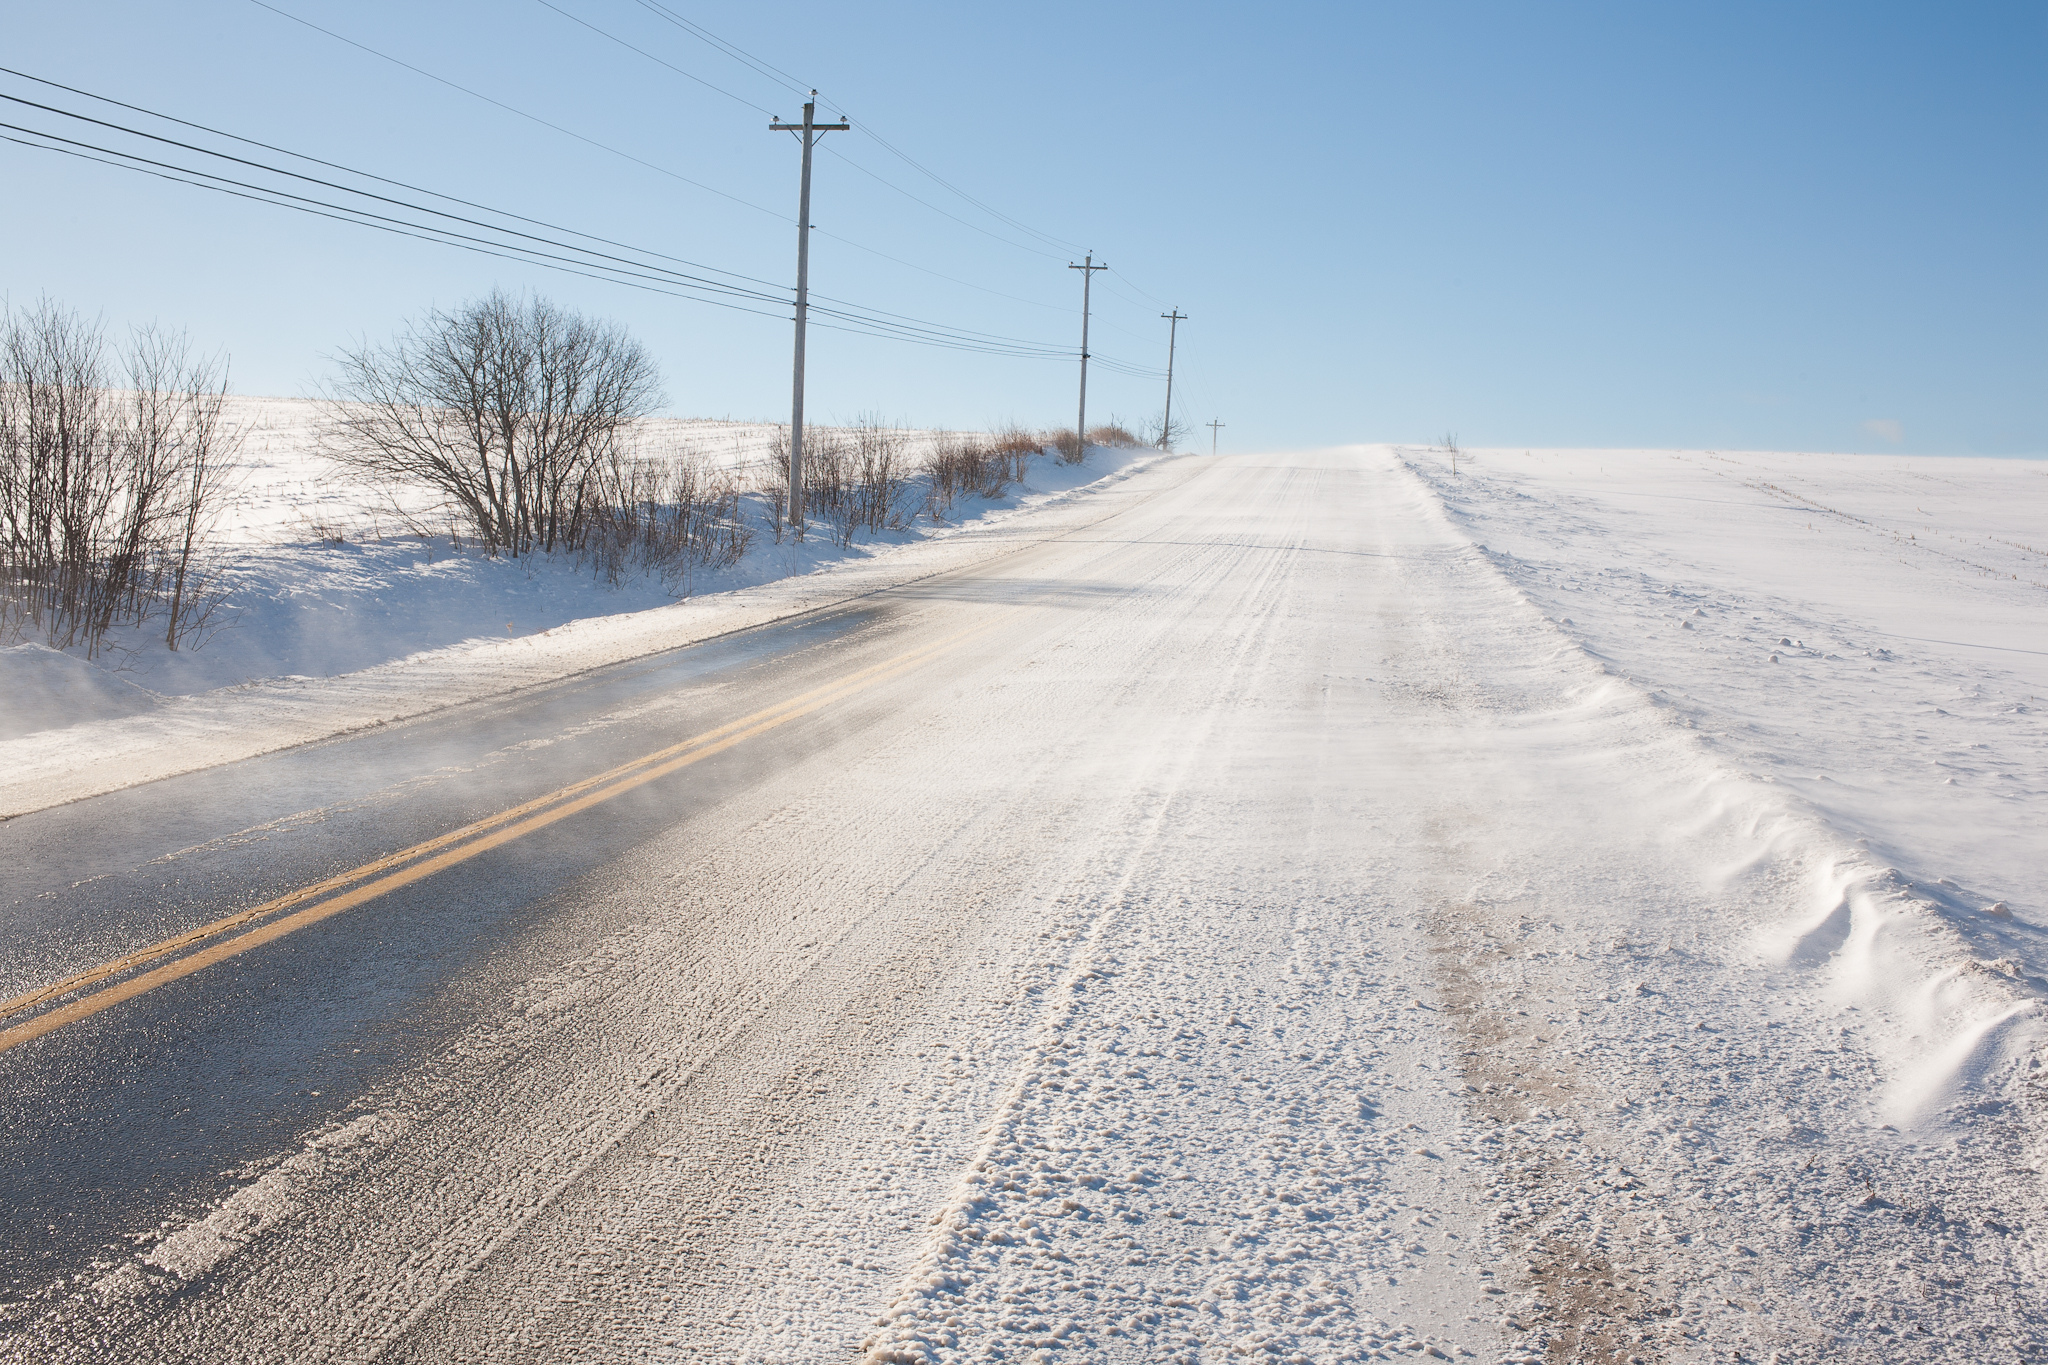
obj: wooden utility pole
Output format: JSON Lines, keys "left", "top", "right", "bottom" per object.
{"left": 1207, "top": 419, "right": 1225, "bottom": 455}
{"left": 769, "top": 93, "right": 848, "bottom": 531}
{"left": 1159, "top": 310, "right": 1185, "bottom": 450}
{"left": 1068, "top": 254, "right": 1107, "bottom": 458}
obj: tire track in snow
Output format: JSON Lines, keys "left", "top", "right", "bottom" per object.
{"left": 858, "top": 458, "right": 1503, "bottom": 1364}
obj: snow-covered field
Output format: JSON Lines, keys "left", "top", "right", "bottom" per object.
{"left": 0, "top": 397, "right": 1149, "bottom": 813}
{"left": 0, "top": 397, "right": 987, "bottom": 718}
{"left": 1405, "top": 443, "right": 2048, "bottom": 921}
{"left": 1392, "top": 444, "right": 2048, "bottom": 1357}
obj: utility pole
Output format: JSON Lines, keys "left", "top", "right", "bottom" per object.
{"left": 1159, "top": 309, "right": 1185, "bottom": 450}
{"left": 1069, "top": 254, "right": 1107, "bottom": 458}
{"left": 1207, "top": 419, "right": 1225, "bottom": 455}
{"left": 769, "top": 92, "right": 848, "bottom": 532}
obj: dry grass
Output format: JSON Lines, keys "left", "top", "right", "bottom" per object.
{"left": 1086, "top": 419, "right": 1144, "bottom": 449}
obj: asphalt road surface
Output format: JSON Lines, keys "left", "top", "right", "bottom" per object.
{"left": 8, "top": 449, "right": 2013, "bottom": 1364}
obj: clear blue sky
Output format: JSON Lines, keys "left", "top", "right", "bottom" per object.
{"left": 4, "top": 1, "right": 2042, "bottom": 453}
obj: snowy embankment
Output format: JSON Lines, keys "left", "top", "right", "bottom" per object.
{"left": 0, "top": 396, "right": 1162, "bottom": 817}
{"left": 1392, "top": 444, "right": 2047, "bottom": 1354}
{"left": 1400, "top": 445, "right": 2046, "bottom": 1072}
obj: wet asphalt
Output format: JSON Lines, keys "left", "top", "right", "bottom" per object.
{"left": 0, "top": 596, "right": 931, "bottom": 1301}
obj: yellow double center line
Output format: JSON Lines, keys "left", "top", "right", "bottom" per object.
{"left": 0, "top": 620, "right": 997, "bottom": 1056}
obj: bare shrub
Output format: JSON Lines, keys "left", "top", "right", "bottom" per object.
{"left": 992, "top": 424, "right": 1043, "bottom": 481}
{"left": 323, "top": 290, "right": 659, "bottom": 558}
{"left": 805, "top": 432, "right": 853, "bottom": 545}
{"left": 760, "top": 427, "right": 791, "bottom": 542}
{"left": 1087, "top": 418, "right": 1143, "bottom": 448}
{"left": 759, "top": 424, "right": 854, "bottom": 545}
{"left": 1044, "top": 426, "right": 1081, "bottom": 462}
{"left": 846, "top": 415, "right": 909, "bottom": 536}
{"left": 582, "top": 441, "right": 753, "bottom": 590}
{"left": 0, "top": 299, "right": 239, "bottom": 657}
{"left": 770, "top": 416, "right": 911, "bottom": 548}
{"left": 925, "top": 434, "right": 1000, "bottom": 519}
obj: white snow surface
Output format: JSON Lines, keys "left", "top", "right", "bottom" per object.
{"left": 0, "top": 396, "right": 1155, "bottom": 815}
{"left": 1399, "top": 444, "right": 2048, "bottom": 1101}
{"left": 20, "top": 444, "right": 2048, "bottom": 1363}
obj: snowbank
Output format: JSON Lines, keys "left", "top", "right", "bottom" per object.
{"left": 1399, "top": 443, "right": 2047, "bottom": 1130}
{"left": 0, "top": 644, "right": 162, "bottom": 734}
{"left": 0, "top": 411, "right": 1168, "bottom": 817}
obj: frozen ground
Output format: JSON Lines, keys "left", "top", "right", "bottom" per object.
{"left": 3, "top": 444, "right": 2042, "bottom": 1364}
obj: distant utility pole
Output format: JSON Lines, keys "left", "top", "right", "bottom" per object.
{"left": 1207, "top": 419, "right": 1225, "bottom": 455}
{"left": 769, "top": 92, "right": 848, "bottom": 531}
{"left": 1069, "top": 254, "right": 1108, "bottom": 456}
{"left": 1159, "top": 310, "right": 1185, "bottom": 450}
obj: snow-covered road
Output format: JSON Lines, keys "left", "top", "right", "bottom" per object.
{"left": 2, "top": 448, "right": 2040, "bottom": 1363}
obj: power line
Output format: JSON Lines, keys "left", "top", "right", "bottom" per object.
{"left": 17, "top": 11, "right": 1185, "bottom": 385}
{"left": 0, "top": 93, "right": 1081, "bottom": 360}
{"left": 0, "top": 119, "right": 786, "bottom": 312}
{"left": 628, "top": 0, "right": 813, "bottom": 100}
{"left": 836, "top": 121, "right": 1085, "bottom": 258}
{"left": 0, "top": 131, "right": 797, "bottom": 324}
{"left": 530, "top": 0, "right": 775, "bottom": 117}
{"left": 0, "top": 66, "right": 786, "bottom": 294}
{"left": 1106, "top": 267, "right": 1177, "bottom": 309}
{"left": 1087, "top": 355, "right": 1169, "bottom": 381}
{"left": 0, "top": 90, "right": 784, "bottom": 305}
{"left": 0, "top": 75, "right": 1089, "bottom": 355}
{"left": 244, "top": 0, "right": 1088, "bottom": 323}
{"left": 808, "top": 235, "right": 1071, "bottom": 315}
{"left": 820, "top": 143, "right": 1065, "bottom": 261}
{"left": 7, "top": 123, "right": 1076, "bottom": 364}
{"left": 617, "top": 0, "right": 1087, "bottom": 257}
{"left": 246, "top": 0, "right": 788, "bottom": 225}
{"left": 529, "top": 0, "right": 1067, "bottom": 264}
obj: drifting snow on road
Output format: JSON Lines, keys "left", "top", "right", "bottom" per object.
{"left": 3, "top": 446, "right": 2042, "bottom": 1363}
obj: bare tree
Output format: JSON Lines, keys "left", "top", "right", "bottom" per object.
{"left": 0, "top": 299, "right": 238, "bottom": 657}
{"left": 323, "top": 291, "right": 661, "bottom": 557}
{"left": 1145, "top": 411, "right": 1189, "bottom": 451}
{"left": 131, "top": 328, "right": 236, "bottom": 649}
